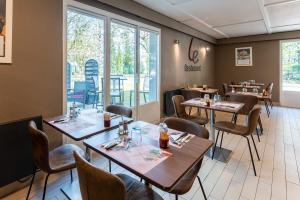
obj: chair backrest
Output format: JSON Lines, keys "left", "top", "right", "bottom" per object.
{"left": 110, "top": 77, "right": 121, "bottom": 92}
{"left": 85, "top": 59, "right": 99, "bottom": 92}
{"left": 172, "top": 95, "right": 187, "bottom": 118}
{"left": 229, "top": 94, "right": 258, "bottom": 115}
{"left": 74, "top": 151, "right": 126, "bottom": 200}
{"left": 106, "top": 105, "right": 132, "bottom": 118}
{"left": 164, "top": 117, "right": 209, "bottom": 139}
{"left": 67, "top": 62, "right": 71, "bottom": 90}
{"left": 266, "top": 82, "right": 274, "bottom": 94}
{"left": 92, "top": 76, "right": 99, "bottom": 90}
{"left": 247, "top": 105, "right": 262, "bottom": 134}
{"left": 28, "top": 121, "right": 51, "bottom": 173}
{"left": 74, "top": 81, "right": 87, "bottom": 94}
{"left": 222, "top": 83, "right": 228, "bottom": 94}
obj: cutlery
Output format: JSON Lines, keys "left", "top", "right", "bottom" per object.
{"left": 176, "top": 132, "right": 188, "bottom": 141}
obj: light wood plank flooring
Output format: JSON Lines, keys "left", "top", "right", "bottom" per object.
{"left": 3, "top": 106, "right": 300, "bottom": 200}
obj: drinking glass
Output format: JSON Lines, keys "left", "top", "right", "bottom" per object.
{"left": 131, "top": 126, "right": 142, "bottom": 145}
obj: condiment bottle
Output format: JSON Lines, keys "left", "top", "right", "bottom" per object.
{"left": 159, "top": 123, "right": 169, "bottom": 149}
{"left": 104, "top": 113, "right": 111, "bottom": 127}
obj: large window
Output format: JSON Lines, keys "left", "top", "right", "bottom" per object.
{"left": 281, "top": 40, "right": 300, "bottom": 91}
{"left": 65, "top": 2, "right": 160, "bottom": 117}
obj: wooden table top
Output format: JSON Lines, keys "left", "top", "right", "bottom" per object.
{"left": 184, "top": 87, "right": 219, "bottom": 94}
{"left": 227, "top": 92, "right": 271, "bottom": 100}
{"left": 84, "top": 121, "right": 213, "bottom": 191}
{"left": 229, "top": 84, "right": 260, "bottom": 89}
{"left": 44, "top": 110, "right": 133, "bottom": 141}
{"left": 182, "top": 99, "right": 244, "bottom": 114}
{"left": 239, "top": 82, "right": 265, "bottom": 86}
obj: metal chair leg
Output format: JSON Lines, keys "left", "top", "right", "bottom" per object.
{"left": 258, "top": 116, "right": 263, "bottom": 134}
{"left": 220, "top": 132, "right": 224, "bottom": 149}
{"left": 26, "top": 170, "right": 36, "bottom": 200}
{"left": 255, "top": 128, "right": 261, "bottom": 142}
{"left": 245, "top": 137, "right": 257, "bottom": 176}
{"left": 109, "top": 160, "right": 112, "bottom": 172}
{"left": 70, "top": 169, "right": 73, "bottom": 182}
{"left": 212, "top": 130, "right": 220, "bottom": 159}
{"left": 42, "top": 174, "right": 50, "bottom": 200}
{"left": 264, "top": 100, "right": 270, "bottom": 117}
{"left": 197, "top": 176, "right": 207, "bottom": 200}
{"left": 250, "top": 134, "right": 260, "bottom": 161}
{"left": 269, "top": 99, "right": 273, "bottom": 109}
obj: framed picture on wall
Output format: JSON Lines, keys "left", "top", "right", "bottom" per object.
{"left": 235, "top": 47, "right": 252, "bottom": 66}
{"left": 0, "top": 0, "right": 12, "bottom": 63}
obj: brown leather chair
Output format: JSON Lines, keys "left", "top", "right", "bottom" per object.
{"left": 213, "top": 105, "right": 261, "bottom": 176}
{"left": 73, "top": 151, "right": 164, "bottom": 200}
{"left": 106, "top": 104, "right": 132, "bottom": 118}
{"left": 172, "top": 95, "right": 209, "bottom": 126}
{"left": 222, "top": 83, "right": 230, "bottom": 100}
{"left": 164, "top": 117, "right": 209, "bottom": 200}
{"left": 26, "top": 121, "right": 85, "bottom": 200}
{"left": 229, "top": 93, "right": 263, "bottom": 140}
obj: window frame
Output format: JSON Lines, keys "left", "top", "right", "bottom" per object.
{"left": 63, "top": 0, "right": 161, "bottom": 113}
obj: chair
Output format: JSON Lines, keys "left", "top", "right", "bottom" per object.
{"left": 181, "top": 89, "right": 208, "bottom": 116}
{"left": 89, "top": 76, "right": 102, "bottom": 109}
{"left": 164, "top": 117, "right": 208, "bottom": 200}
{"left": 68, "top": 81, "right": 87, "bottom": 108}
{"left": 73, "top": 151, "right": 164, "bottom": 200}
{"left": 229, "top": 93, "right": 263, "bottom": 139}
{"left": 172, "top": 95, "right": 209, "bottom": 126}
{"left": 222, "top": 83, "right": 230, "bottom": 100}
{"left": 85, "top": 59, "right": 99, "bottom": 104}
{"left": 264, "top": 82, "right": 274, "bottom": 117}
{"left": 106, "top": 105, "right": 132, "bottom": 118}
{"left": 110, "top": 77, "right": 123, "bottom": 104}
{"left": 213, "top": 105, "right": 262, "bottom": 176}
{"left": 26, "top": 121, "right": 85, "bottom": 200}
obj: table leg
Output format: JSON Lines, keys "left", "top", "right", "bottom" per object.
{"left": 61, "top": 181, "right": 82, "bottom": 200}
{"left": 206, "top": 110, "right": 232, "bottom": 163}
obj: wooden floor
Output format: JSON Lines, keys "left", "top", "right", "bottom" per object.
{"left": 3, "top": 106, "right": 300, "bottom": 200}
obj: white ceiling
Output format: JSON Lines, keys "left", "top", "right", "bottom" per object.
{"left": 133, "top": 0, "right": 300, "bottom": 39}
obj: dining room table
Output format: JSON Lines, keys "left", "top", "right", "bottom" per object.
{"left": 229, "top": 84, "right": 261, "bottom": 89}
{"left": 239, "top": 82, "right": 265, "bottom": 87}
{"left": 185, "top": 87, "right": 219, "bottom": 95}
{"left": 181, "top": 98, "right": 244, "bottom": 162}
{"left": 44, "top": 109, "right": 133, "bottom": 200}
{"left": 44, "top": 109, "right": 133, "bottom": 141}
{"left": 60, "top": 121, "right": 213, "bottom": 200}
{"left": 227, "top": 91, "right": 272, "bottom": 117}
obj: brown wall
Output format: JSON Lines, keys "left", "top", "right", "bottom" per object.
{"left": 216, "top": 40, "right": 280, "bottom": 101}
{"left": 161, "top": 27, "right": 215, "bottom": 113}
{"left": 0, "top": 0, "right": 63, "bottom": 122}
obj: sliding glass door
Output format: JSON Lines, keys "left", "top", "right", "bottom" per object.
{"left": 281, "top": 40, "right": 300, "bottom": 108}
{"left": 65, "top": 2, "right": 160, "bottom": 122}
{"left": 110, "top": 21, "right": 137, "bottom": 108}
{"left": 138, "top": 29, "right": 160, "bottom": 122}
